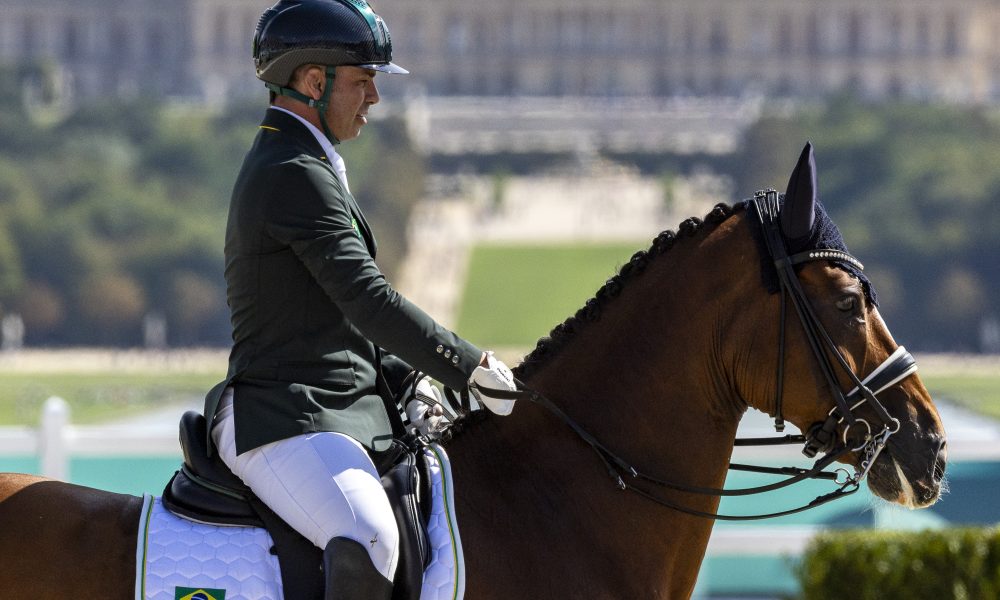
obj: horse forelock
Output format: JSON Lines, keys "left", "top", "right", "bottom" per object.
{"left": 513, "top": 203, "right": 740, "bottom": 380}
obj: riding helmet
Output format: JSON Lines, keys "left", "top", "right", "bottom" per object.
{"left": 253, "top": 0, "right": 408, "bottom": 86}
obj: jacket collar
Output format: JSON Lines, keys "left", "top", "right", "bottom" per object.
{"left": 260, "top": 108, "right": 327, "bottom": 161}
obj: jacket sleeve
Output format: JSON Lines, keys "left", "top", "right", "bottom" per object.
{"left": 263, "top": 157, "right": 482, "bottom": 390}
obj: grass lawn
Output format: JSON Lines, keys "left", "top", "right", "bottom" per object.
{"left": 455, "top": 242, "right": 644, "bottom": 347}
{"left": 0, "top": 372, "right": 223, "bottom": 426}
{"left": 921, "top": 374, "right": 1000, "bottom": 420}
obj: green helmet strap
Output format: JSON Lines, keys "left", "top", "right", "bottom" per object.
{"left": 265, "top": 65, "right": 340, "bottom": 145}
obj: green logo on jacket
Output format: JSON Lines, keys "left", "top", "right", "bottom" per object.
{"left": 351, "top": 217, "right": 361, "bottom": 238}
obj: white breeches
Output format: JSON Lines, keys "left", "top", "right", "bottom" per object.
{"left": 211, "top": 388, "right": 400, "bottom": 580}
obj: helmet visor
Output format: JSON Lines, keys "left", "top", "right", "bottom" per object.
{"left": 361, "top": 61, "right": 408, "bottom": 75}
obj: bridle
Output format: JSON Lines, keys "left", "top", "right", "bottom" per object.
{"left": 464, "top": 192, "right": 919, "bottom": 520}
{"left": 753, "top": 189, "right": 916, "bottom": 462}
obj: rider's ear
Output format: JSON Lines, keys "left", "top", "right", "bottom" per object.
{"left": 780, "top": 142, "right": 817, "bottom": 243}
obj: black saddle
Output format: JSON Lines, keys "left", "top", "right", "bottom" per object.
{"left": 161, "top": 411, "right": 433, "bottom": 600}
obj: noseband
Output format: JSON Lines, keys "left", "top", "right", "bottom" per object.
{"left": 470, "top": 194, "right": 919, "bottom": 520}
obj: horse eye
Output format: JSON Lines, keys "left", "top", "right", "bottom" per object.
{"left": 836, "top": 296, "right": 857, "bottom": 312}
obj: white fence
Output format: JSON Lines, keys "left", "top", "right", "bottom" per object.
{"left": 0, "top": 396, "right": 182, "bottom": 481}
{"left": 5, "top": 395, "right": 998, "bottom": 474}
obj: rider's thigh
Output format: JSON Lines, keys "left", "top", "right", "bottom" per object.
{"left": 211, "top": 391, "right": 399, "bottom": 579}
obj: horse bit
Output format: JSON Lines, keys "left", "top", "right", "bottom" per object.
{"left": 468, "top": 190, "right": 919, "bottom": 520}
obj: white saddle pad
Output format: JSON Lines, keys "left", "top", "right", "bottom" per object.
{"left": 136, "top": 443, "right": 465, "bottom": 600}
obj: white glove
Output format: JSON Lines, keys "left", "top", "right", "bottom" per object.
{"left": 405, "top": 377, "right": 451, "bottom": 438}
{"left": 469, "top": 351, "right": 517, "bottom": 416}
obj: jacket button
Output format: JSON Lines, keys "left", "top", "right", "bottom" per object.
{"left": 436, "top": 345, "right": 444, "bottom": 354}
{"left": 444, "top": 349, "right": 452, "bottom": 358}
{"left": 451, "top": 355, "right": 460, "bottom": 365}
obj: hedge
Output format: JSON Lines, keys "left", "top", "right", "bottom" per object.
{"left": 797, "top": 527, "right": 1000, "bottom": 600}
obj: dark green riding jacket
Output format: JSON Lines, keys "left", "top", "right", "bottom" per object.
{"left": 204, "top": 108, "right": 481, "bottom": 455}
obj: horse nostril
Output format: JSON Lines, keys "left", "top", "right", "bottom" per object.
{"left": 932, "top": 440, "right": 947, "bottom": 483}
{"left": 920, "top": 485, "right": 939, "bottom": 504}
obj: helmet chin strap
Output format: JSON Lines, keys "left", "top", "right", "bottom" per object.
{"left": 265, "top": 65, "right": 341, "bottom": 145}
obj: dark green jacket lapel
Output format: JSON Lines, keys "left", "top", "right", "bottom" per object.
{"left": 259, "top": 109, "right": 378, "bottom": 257}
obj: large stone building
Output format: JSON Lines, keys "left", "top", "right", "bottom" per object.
{"left": 0, "top": 0, "right": 261, "bottom": 100}
{"left": 1, "top": 0, "right": 998, "bottom": 103}
{"left": 383, "top": 0, "right": 1000, "bottom": 103}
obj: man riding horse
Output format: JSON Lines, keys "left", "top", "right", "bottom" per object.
{"left": 205, "top": 0, "right": 518, "bottom": 597}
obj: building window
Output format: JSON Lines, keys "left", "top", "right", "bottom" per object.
{"left": 888, "top": 12, "right": 903, "bottom": 57}
{"left": 447, "top": 17, "right": 468, "bottom": 52}
{"left": 847, "top": 11, "right": 863, "bottom": 56}
{"left": 595, "top": 10, "right": 613, "bottom": 50}
{"left": 748, "top": 11, "right": 769, "bottom": 56}
{"left": 915, "top": 13, "right": 930, "bottom": 56}
{"left": 655, "top": 14, "right": 670, "bottom": 54}
{"left": 684, "top": 13, "right": 697, "bottom": 54}
{"left": 559, "top": 10, "right": 584, "bottom": 51}
{"left": 513, "top": 14, "right": 531, "bottom": 49}
{"left": 472, "top": 17, "right": 490, "bottom": 53}
{"left": 64, "top": 19, "right": 80, "bottom": 61}
{"left": 147, "top": 21, "right": 165, "bottom": 63}
{"left": 806, "top": 13, "right": 821, "bottom": 57}
{"left": 888, "top": 76, "right": 904, "bottom": 98}
{"left": 778, "top": 13, "right": 794, "bottom": 54}
{"left": 611, "top": 12, "right": 630, "bottom": 52}
{"left": 656, "top": 69, "right": 671, "bottom": 95}
{"left": 214, "top": 9, "right": 228, "bottom": 54}
{"left": 24, "top": 16, "right": 39, "bottom": 58}
{"left": 110, "top": 20, "right": 129, "bottom": 59}
{"left": 709, "top": 20, "right": 728, "bottom": 55}
{"left": 944, "top": 13, "right": 961, "bottom": 57}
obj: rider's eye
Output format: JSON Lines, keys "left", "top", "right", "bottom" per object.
{"left": 835, "top": 296, "right": 857, "bottom": 312}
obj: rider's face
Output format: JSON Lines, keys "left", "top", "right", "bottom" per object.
{"left": 323, "top": 66, "right": 380, "bottom": 142}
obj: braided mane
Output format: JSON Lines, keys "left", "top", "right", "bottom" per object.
{"left": 513, "top": 202, "right": 741, "bottom": 380}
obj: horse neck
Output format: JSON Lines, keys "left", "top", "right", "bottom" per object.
{"left": 451, "top": 213, "right": 756, "bottom": 598}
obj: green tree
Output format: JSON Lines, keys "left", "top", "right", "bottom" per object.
{"left": 733, "top": 99, "right": 1000, "bottom": 350}
{"left": 0, "top": 66, "right": 425, "bottom": 346}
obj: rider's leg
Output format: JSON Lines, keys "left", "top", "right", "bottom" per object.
{"left": 212, "top": 388, "right": 398, "bottom": 597}
{"left": 324, "top": 537, "right": 393, "bottom": 599}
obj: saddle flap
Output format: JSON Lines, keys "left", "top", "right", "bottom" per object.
{"left": 382, "top": 447, "right": 433, "bottom": 600}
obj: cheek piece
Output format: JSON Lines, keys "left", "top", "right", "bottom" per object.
{"left": 265, "top": 65, "right": 341, "bottom": 145}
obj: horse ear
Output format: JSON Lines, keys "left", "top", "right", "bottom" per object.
{"left": 780, "top": 142, "right": 817, "bottom": 242}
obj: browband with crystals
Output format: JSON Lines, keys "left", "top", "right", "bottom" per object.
{"left": 781, "top": 248, "right": 865, "bottom": 272}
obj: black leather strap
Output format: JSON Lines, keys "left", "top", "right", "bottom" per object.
{"left": 376, "top": 347, "right": 409, "bottom": 440}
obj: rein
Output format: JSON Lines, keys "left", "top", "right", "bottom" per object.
{"left": 470, "top": 194, "right": 919, "bottom": 521}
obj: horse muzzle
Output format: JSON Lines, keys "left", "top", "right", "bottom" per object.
{"left": 869, "top": 433, "right": 947, "bottom": 509}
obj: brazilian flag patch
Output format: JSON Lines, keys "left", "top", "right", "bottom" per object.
{"left": 175, "top": 587, "right": 226, "bottom": 600}
{"left": 351, "top": 217, "right": 362, "bottom": 238}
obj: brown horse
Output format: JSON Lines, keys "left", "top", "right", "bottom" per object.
{"left": 0, "top": 146, "right": 946, "bottom": 599}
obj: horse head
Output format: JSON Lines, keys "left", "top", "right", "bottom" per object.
{"left": 749, "top": 143, "right": 946, "bottom": 509}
